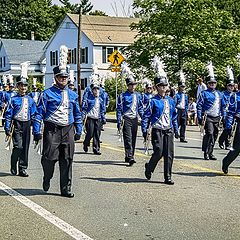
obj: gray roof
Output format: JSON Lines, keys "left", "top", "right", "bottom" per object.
{"left": 68, "top": 14, "right": 139, "bottom": 45}
{"left": 0, "top": 39, "right": 47, "bottom": 64}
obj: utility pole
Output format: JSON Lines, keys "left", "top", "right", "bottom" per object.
{"left": 77, "top": 5, "right": 82, "bottom": 107}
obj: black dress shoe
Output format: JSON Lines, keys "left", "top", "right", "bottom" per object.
{"left": 93, "top": 151, "right": 101, "bottom": 155}
{"left": 83, "top": 145, "right": 88, "bottom": 153}
{"left": 10, "top": 168, "right": 17, "bottom": 176}
{"left": 209, "top": 154, "right": 217, "bottom": 160}
{"left": 18, "top": 170, "right": 29, "bottom": 177}
{"left": 164, "top": 179, "right": 174, "bottom": 185}
{"left": 180, "top": 139, "right": 188, "bottom": 143}
{"left": 43, "top": 178, "right": 50, "bottom": 192}
{"left": 204, "top": 153, "right": 209, "bottom": 160}
{"left": 145, "top": 163, "right": 151, "bottom": 180}
{"left": 129, "top": 159, "right": 136, "bottom": 166}
{"left": 225, "top": 146, "right": 231, "bottom": 150}
{"left": 219, "top": 144, "right": 224, "bottom": 149}
{"left": 222, "top": 166, "right": 228, "bottom": 174}
{"left": 125, "top": 157, "right": 130, "bottom": 163}
{"left": 61, "top": 191, "right": 74, "bottom": 198}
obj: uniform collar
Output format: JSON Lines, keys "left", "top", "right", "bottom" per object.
{"left": 53, "top": 84, "right": 68, "bottom": 91}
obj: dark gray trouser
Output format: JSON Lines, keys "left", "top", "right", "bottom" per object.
{"left": 123, "top": 116, "right": 138, "bottom": 161}
{"left": 202, "top": 116, "right": 220, "bottom": 155}
{"left": 83, "top": 117, "right": 101, "bottom": 153}
{"left": 11, "top": 120, "right": 31, "bottom": 171}
{"left": 177, "top": 109, "right": 187, "bottom": 140}
{"left": 148, "top": 128, "right": 174, "bottom": 180}
{"left": 222, "top": 122, "right": 240, "bottom": 169}
{"left": 41, "top": 122, "right": 75, "bottom": 192}
{"left": 218, "top": 128, "right": 231, "bottom": 148}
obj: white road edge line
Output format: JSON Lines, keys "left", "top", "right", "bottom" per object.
{"left": 0, "top": 181, "right": 93, "bottom": 240}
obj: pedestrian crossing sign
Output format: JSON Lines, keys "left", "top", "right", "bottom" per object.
{"left": 108, "top": 50, "right": 125, "bottom": 67}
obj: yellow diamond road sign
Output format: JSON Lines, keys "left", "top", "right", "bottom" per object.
{"left": 108, "top": 50, "right": 125, "bottom": 67}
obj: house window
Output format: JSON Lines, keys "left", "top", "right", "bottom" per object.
{"left": 80, "top": 47, "right": 88, "bottom": 64}
{"left": 50, "top": 50, "right": 58, "bottom": 66}
{"left": 102, "top": 46, "right": 118, "bottom": 63}
{"left": 3, "top": 56, "right": 5, "bottom": 67}
{"left": 68, "top": 49, "right": 72, "bottom": 64}
{"left": 71, "top": 48, "right": 77, "bottom": 64}
{"left": 0, "top": 58, "right": 2, "bottom": 68}
{"left": 66, "top": 22, "right": 71, "bottom": 29}
{"left": 81, "top": 78, "right": 88, "bottom": 89}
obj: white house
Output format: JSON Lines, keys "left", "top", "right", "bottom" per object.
{"left": 0, "top": 39, "right": 47, "bottom": 84}
{"left": 44, "top": 13, "right": 139, "bottom": 89}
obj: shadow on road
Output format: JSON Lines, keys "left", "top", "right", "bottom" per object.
{"left": 0, "top": 172, "right": 13, "bottom": 177}
{"left": 174, "top": 171, "right": 223, "bottom": 177}
{"left": 178, "top": 146, "right": 202, "bottom": 149}
{"left": 74, "top": 160, "right": 127, "bottom": 166}
{"left": 0, "top": 188, "right": 61, "bottom": 197}
{"left": 81, "top": 176, "right": 163, "bottom": 184}
{"left": 175, "top": 155, "right": 203, "bottom": 160}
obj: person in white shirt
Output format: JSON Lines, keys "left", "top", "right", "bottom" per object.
{"left": 188, "top": 97, "right": 197, "bottom": 125}
{"left": 196, "top": 76, "right": 207, "bottom": 100}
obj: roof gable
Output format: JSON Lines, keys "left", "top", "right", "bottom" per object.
{"left": 68, "top": 14, "right": 139, "bottom": 45}
{"left": 0, "top": 38, "right": 47, "bottom": 64}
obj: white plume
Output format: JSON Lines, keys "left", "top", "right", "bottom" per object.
{"left": 99, "top": 74, "right": 107, "bottom": 87}
{"left": 142, "top": 78, "right": 152, "bottom": 88}
{"left": 69, "top": 70, "right": 75, "bottom": 84}
{"left": 2, "top": 75, "right": 7, "bottom": 85}
{"left": 121, "top": 62, "right": 135, "bottom": 82}
{"left": 59, "top": 45, "right": 68, "bottom": 70}
{"left": 179, "top": 70, "right": 186, "bottom": 84}
{"left": 92, "top": 64, "right": 99, "bottom": 75}
{"left": 226, "top": 66, "right": 234, "bottom": 81}
{"left": 151, "top": 56, "right": 167, "bottom": 78}
{"left": 89, "top": 74, "right": 99, "bottom": 85}
{"left": 33, "top": 78, "right": 37, "bottom": 86}
{"left": 20, "top": 61, "right": 30, "bottom": 79}
{"left": 206, "top": 61, "right": 215, "bottom": 79}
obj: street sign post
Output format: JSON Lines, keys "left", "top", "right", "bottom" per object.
{"left": 108, "top": 50, "right": 125, "bottom": 110}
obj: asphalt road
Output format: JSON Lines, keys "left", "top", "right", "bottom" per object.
{"left": 0, "top": 123, "right": 240, "bottom": 240}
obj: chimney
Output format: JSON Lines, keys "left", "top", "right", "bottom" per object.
{"left": 31, "top": 31, "right": 35, "bottom": 41}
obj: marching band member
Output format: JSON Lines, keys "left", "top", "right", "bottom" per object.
{"left": 5, "top": 74, "right": 17, "bottom": 104}
{"left": 197, "top": 62, "right": 226, "bottom": 160}
{"left": 83, "top": 65, "right": 102, "bottom": 103}
{"left": 82, "top": 82, "right": 106, "bottom": 155}
{"left": 33, "top": 45, "right": 82, "bottom": 198}
{"left": 4, "top": 62, "right": 36, "bottom": 177}
{"left": 222, "top": 76, "right": 240, "bottom": 174}
{"left": 218, "top": 67, "right": 235, "bottom": 150}
{"left": 0, "top": 75, "right": 8, "bottom": 124}
{"left": 116, "top": 62, "right": 144, "bottom": 166}
{"left": 142, "top": 56, "right": 178, "bottom": 184}
{"left": 28, "top": 78, "right": 41, "bottom": 104}
{"left": 142, "top": 78, "right": 153, "bottom": 110}
{"left": 174, "top": 70, "right": 188, "bottom": 143}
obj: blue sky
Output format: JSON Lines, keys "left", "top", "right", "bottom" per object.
{"left": 52, "top": 0, "right": 134, "bottom": 17}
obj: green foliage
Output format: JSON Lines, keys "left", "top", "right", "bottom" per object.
{"left": 126, "top": 0, "right": 240, "bottom": 89}
{"left": 27, "top": 76, "right": 44, "bottom": 92}
{"left": 104, "top": 75, "right": 128, "bottom": 112}
{"left": 89, "top": 10, "right": 108, "bottom": 16}
{"left": 0, "top": 0, "right": 93, "bottom": 40}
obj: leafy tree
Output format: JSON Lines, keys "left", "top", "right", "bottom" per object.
{"left": 89, "top": 10, "right": 108, "bottom": 16}
{"left": 125, "top": 0, "right": 240, "bottom": 86}
{"left": 60, "top": 0, "right": 93, "bottom": 14}
{"left": 0, "top": 0, "right": 67, "bottom": 40}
